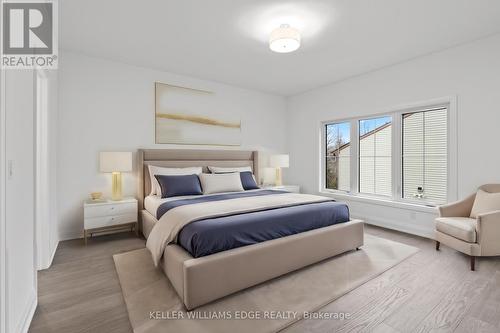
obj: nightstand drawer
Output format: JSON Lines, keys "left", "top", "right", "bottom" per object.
{"left": 84, "top": 202, "right": 137, "bottom": 218}
{"left": 84, "top": 213, "right": 137, "bottom": 229}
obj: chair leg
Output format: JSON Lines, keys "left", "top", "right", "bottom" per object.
{"left": 435, "top": 241, "right": 440, "bottom": 251}
{"left": 470, "top": 256, "right": 475, "bottom": 271}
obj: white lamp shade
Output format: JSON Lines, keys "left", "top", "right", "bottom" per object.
{"left": 262, "top": 167, "right": 276, "bottom": 185}
{"left": 269, "top": 154, "right": 289, "bottom": 168}
{"left": 99, "top": 152, "right": 132, "bottom": 173}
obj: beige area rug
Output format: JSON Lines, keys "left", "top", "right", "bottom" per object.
{"left": 114, "top": 235, "right": 418, "bottom": 333}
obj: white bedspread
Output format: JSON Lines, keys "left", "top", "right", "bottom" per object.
{"left": 144, "top": 189, "right": 266, "bottom": 217}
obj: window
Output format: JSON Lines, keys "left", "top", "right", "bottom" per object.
{"left": 402, "top": 108, "right": 447, "bottom": 204}
{"left": 325, "top": 122, "right": 350, "bottom": 191}
{"left": 359, "top": 116, "right": 392, "bottom": 196}
{"left": 322, "top": 103, "right": 452, "bottom": 206}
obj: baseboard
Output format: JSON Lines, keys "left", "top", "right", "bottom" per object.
{"left": 49, "top": 240, "right": 58, "bottom": 263}
{"left": 17, "top": 291, "right": 37, "bottom": 333}
{"left": 58, "top": 229, "right": 82, "bottom": 241}
{"left": 353, "top": 214, "right": 435, "bottom": 239}
{"left": 59, "top": 228, "right": 137, "bottom": 241}
{"left": 48, "top": 241, "right": 58, "bottom": 266}
{"left": 39, "top": 241, "right": 59, "bottom": 270}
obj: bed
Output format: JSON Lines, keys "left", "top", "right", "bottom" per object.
{"left": 138, "top": 149, "right": 364, "bottom": 310}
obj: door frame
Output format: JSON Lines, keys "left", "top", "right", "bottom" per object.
{"left": 0, "top": 1, "right": 7, "bottom": 330}
{"left": 0, "top": 60, "right": 7, "bottom": 333}
{"left": 35, "top": 70, "right": 48, "bottom": 270}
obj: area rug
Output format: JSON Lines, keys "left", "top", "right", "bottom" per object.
{"left": 113, "top": 234, "right": 418, "bottom": 333}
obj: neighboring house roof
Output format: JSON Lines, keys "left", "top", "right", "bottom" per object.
{"left": 327, "top": 121, "right": 392, "bottom": 156}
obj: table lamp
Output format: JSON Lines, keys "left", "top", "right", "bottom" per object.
{"left": 269, "top": 154, "right": 289, "bottom": 186}
{"left": 99, "top": 152, "right": 132, "bottom": 201}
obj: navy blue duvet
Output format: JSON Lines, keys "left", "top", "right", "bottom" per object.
{"left": 156, "top": 190, "right": 350, "bottom": 258}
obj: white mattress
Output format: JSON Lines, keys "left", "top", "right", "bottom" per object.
{"left": 144, "top": 189, "right": 265, "bottom": 218}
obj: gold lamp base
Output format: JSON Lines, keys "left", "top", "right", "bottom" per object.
{"left": 275, "top": 168, "right": 283, "bottom": 186}
{"left": 111, "top": 172, "right": 123, "bottom": 201}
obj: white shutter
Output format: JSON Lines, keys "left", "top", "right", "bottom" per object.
{"left": 359, "top": 133, "right": 375, "bottom": 194}
{"left": 402, "top": 108, "right": 447, "bottom": 204}
{"left": 338, "top": 146, "right": 351, "bottom": 191}
{"left": 359, "top": 119, "right": 392, "bottom": 196}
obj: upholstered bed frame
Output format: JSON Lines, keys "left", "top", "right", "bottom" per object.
{"left": 138, "top": 149, "right": 364, "bottom": 310}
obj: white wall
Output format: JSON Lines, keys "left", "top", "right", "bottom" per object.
{"left": 58, "top": 51, "right": 287, "bottom": 239}
{"left": 3, "top": 70, "right": 38, "bottom": 333}
{"left": 286, "top": 34, "right": 500, "bottom": 237}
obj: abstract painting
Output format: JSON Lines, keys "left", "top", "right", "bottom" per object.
{"left": 155, "top": 82, "right": 241, "bottom": 145}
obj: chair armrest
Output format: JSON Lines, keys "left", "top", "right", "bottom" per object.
{"left": 438, "top": 194, "right": 476, "bottom": 217}
{"left": 476, "top": 210, "right": 500, "bottom": 255}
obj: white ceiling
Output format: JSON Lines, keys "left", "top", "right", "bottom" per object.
{"left": 61, "top": 0, "right": 500, "bottom": 96}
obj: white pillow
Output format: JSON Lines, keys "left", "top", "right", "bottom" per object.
{"left": 208, "top": 166, "right": 252, "bottom": 174}
{"left": 470, "top": 189, "right": 500, "bottom": 218}
{"left": 148, "top": 165, "right": 202, "bottom": 196}
{"left": 199, "top": 173, "right": 244, "bottom": 195}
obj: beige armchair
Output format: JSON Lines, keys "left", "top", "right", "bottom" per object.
{"left": 435, "top": 184, "right": 500, "bottom": 271}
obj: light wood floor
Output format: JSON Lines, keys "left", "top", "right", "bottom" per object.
{"left": 29, "top": 225, "right": 500, "bottom": 333}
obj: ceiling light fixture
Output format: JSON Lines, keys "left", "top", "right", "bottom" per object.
{"left": 269, "top": 24, "right": 301, "bottom": 53}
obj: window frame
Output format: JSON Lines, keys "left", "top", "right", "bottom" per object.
{"left": 357, "top": 114, "right": 393, "bottom": 198}
{"left": 319, "top": 97, "right": 457, "bottom": 207}
{"left": 400, "top": 107, "right": 449, "bottom": 206}
{"left": 324, "top": 121, "right": 352, "bottom": 192}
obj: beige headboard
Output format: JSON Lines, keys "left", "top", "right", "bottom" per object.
{"left": 137, "top": 149, "right": 259, "bottom": 210}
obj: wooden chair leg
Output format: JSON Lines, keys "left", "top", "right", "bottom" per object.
{"left": 470, "top": 256, "right": 475, "bottom": 271}
{"left": 435, "top": 241, "right": 440, "bottom": 251}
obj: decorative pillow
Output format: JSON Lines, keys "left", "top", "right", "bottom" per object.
{"left": 148, "top": 165, "right": 202, "bottom": 196}
{"left": 208, "top": 166, "right": 259, "bottom": 190}
{"left": 155, "top": 174, "right": 202, "bottom": 198}
{"left": 199, "top": 173, "right": 244, "bottom": 195}
{"left": 240, "top": 171, "right": 259, "bottom": 190}
{"left": 208, "top": 166, "right": 252, "bottom": 174}
{"left": 470, "top": 189, "right": 500, "bottom": 218}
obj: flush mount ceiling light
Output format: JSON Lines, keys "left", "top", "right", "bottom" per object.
{"left": 269, "top": 24, "right": 301, "bottom": 53}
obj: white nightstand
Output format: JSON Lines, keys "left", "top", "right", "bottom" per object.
{"left": 83, "top": 198, "right": 138, "bottom": 245}
{"left": 262, "top": 185, "right": 300, "bottom": 193}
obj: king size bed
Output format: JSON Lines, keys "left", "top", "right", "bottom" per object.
{"left": 138, "top": 149, "right": 364, "bottom": 310}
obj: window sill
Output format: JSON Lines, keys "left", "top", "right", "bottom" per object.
{"left": 319, "top": 191, "right": 439, "bottom": 214}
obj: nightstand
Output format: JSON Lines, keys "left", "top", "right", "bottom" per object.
{"left": 83, "top": 198, "right": 138, "bottom": 245}
{"left": 262, "top": 185, "right": 300, "bottom": 193}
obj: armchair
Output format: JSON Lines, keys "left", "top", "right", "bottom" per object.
{"left": 435, "top": 184, "right": 500, "bottom": 271}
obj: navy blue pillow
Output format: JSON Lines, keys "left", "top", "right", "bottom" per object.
{"left": 240, "top": 171, "right": 259, "bottom": 190}
{"left": 155, "top": 174, "right": 202, "bottom": 198}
